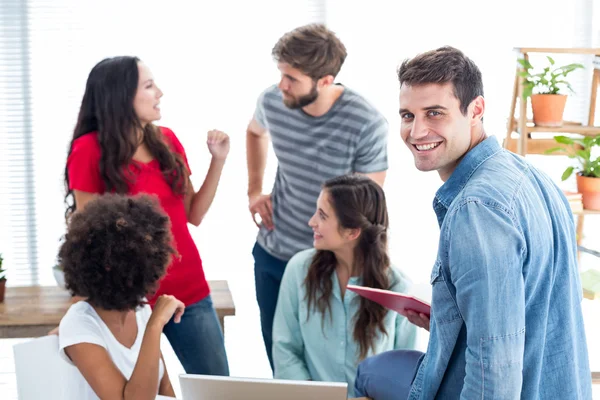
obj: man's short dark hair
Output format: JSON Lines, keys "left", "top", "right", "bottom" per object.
{"left": 272, "top": 23, "right": 347, "bottom": 80}
{"left": 398, "top": 46, "right": 484, "bottom": 115}
{"left": 58, "top": 194, "right": 175, "bottom": 311}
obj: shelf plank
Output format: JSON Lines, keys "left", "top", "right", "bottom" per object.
{"left": 512, "top": 118, "right": 583, "bottom": 127}
{"left": 504, "top": 138, "right": 574, "bottom": 154}
{"left": 526, "top": 125, "right": 600, "bottom": 135}
{"left": 514, "top": 47, "right": 600, "bottom": 55}
{"left": 573, "top": 209, "right": 600, "bottom": 215}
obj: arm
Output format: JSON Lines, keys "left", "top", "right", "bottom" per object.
{"left": 246, "top": 118, "right": 269, "bottom": 198}
{"left": 448, "top": 201, "right": 526, "bottom": 399}
{"left": 158, "top": 352, "right": 175, "bottom": 397}
{"left": 246, "top": 118, "right": 274, "bottom": 229}
{"left": 67, "top": 134, "right": 103, "bottom": 213}
{"left": 185, "top": 159, "right": 226, "bottom": 226}
{"left": 63, "top": 296, "right": 184, "bottom": 399}
{"left": 65, "top": 324, "right": 163, "bottom": 399}
{"left": 184, "top": 130, "right": 229, "bottom": 226}
{"left": 353, "top": 117, "right": 389, "bottom": 187}
{"left": 272, "top": 256, "right": 311, "bottom": 380}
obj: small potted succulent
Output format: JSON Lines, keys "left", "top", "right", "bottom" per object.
{"left": 0, "top": 253, "right": 6, "bottom": 302}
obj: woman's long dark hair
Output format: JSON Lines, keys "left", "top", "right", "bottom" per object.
{"left": 64, "top": 56, "right": 187, "bottom": 219}
{"left": 305, "top": 174, "right": 391, "bottom": 361}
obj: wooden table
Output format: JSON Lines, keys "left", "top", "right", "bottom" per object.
{"left": 0, "top": 280, "right": 235, "bottom": 339}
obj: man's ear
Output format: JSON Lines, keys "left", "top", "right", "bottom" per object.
{"left": 470, "top": 95, "right": 485, "bottom": 125}
{"left": 318, "top": 75, "right": 334, "bottom": 88}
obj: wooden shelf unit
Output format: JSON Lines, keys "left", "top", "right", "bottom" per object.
{"left": 503, "top": 47, "right": 600, "bottom": 155}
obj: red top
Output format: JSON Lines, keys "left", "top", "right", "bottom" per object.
{"left": 67, "top": 126, "right": 210, "bottom": 306}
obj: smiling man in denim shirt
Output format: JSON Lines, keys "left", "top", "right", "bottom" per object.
{"left": 354, "top": 46, "right": 592, "bottom": 399}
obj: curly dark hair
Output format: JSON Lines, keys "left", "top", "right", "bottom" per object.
{"left": 58, "top": 194, "right": 175, "bottom": 311}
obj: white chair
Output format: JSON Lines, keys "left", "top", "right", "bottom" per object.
{"left": 13, "top": 335, "right": 179, "bottom": 400}
{"left": 13, "top": 335, "right": 87, "bottom": 400}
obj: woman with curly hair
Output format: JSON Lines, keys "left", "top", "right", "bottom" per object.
{"left": 58, "top": 194, "right": 183, "bottom": 399}
{"left": 62, "top": 56, "right": 229, "bottom": 375}
{"left": 272, "top": 174, "right": 417, "bottom": 396}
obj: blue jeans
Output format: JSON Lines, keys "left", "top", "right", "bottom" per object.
{"left": 252, "top": 242, "right": 288, "bottom": 372}
{"left": 354, "top": 350, "right": 424, "bottom": 400}
{"left": 162, "top": 294, "right": 229, "bottom": 376}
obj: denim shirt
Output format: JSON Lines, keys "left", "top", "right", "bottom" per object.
{"left": 409, "top": 137, "right": 592, "bottom": 399}
{"left": 273, "top": 248, "right": 417, "bottom": 397}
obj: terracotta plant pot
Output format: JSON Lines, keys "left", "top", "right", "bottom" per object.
{"left": 576, "top": 174, "right": 600, "bottom": 211}
{"left": 531, "top": 94, "right": 567, "bottom": 127}
{"left": 0, "top": 279, "right": 5, "bottom": 303}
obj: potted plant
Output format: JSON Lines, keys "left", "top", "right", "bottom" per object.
{"left": 0, "top": 253, "right": 6, "bottom": 302}
{"left": 518, "top": 56, "right": 584, "bottom": 127}
{"left": 547, "top": 134, "right": 600, "bottom": 210}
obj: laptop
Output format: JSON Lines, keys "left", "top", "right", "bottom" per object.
{"left": 179, "top": 374, "right": 348, "bottom": 400}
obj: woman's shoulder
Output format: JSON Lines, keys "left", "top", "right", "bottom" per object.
{"left": 282, "top": 248, "right": 316, "bottom": 283}
{"left": 158, "top": 126, "right": 180, "bottom": 144}
{"left": 58, "top": 301, "right": 105, "bottom": 347}
{"left": 158, "top": 125, "right": 175, "bottom": 138}
{"left": 60, "top": 301, "right": 99, "bottom": 327}
{"left": 71, "top": 132, "right": 101, "bottom": 153}
{"left": 158, "top": 126, "right": 185, "bottom": 153}
{"left": 287, "top": 248, "right": 316, "bottom": 271}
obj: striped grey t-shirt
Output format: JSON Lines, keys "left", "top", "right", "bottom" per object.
{"left": 254, "top": 84, "right": 388, "bottom": 261}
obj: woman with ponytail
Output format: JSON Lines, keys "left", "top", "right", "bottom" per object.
{"left": 271, "top": 174, "right": 416, "bottom": 396}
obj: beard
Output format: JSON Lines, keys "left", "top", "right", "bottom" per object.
{"left": 282, "top": 81, "right": 319, "bottom": 109}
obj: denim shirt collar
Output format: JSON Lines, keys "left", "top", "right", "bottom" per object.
{"left": 433, "top": 136, "right": 502, "bottom": 226}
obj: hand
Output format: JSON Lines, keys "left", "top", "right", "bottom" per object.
{"left": 406, "top": 310, "right": 430, "bottom": 332}
{"left": 48, "top": 326, "right": 59, "bottom": 336}
{"left": 249, "top": 193, "right": 274, "bottom": 230}
{"left": 206, "top": 129, "right": 230, "bottom": 160}
{"left": 148, "top": 295, "right": 185, "bottom": 328}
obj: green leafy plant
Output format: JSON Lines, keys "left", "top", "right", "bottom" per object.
{"left": 546, "top": 135, "right": 600, "bottom": 180}
{"left": 518, "top": 56, "right": 584, "bottom": 98}
{"left": 0, "top": 253, "right": 5, "bottom": 281}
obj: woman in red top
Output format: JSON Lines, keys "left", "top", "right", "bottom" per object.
{"left": 64, "top": 56, "right": 229, "bottom": 375}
